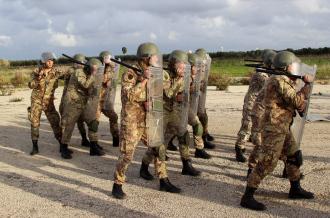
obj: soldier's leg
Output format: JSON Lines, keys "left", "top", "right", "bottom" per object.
{"left": 235, "top": 104, "right": 252, "bottom": 162}
{"left": 241, "top": 131, "right": 286, "bottom": 211}
{"left": 102, "top": 106, "right": 120, "bottom": 147}
{"left": 28, "top": 103, "right": 42, "bottom": 155}
{"left": 247, "top": 131, "right": 262, "bottom": 176}
{"left": 77, "top": 116, "right": 89, "bottom": 147}
{"left": 86, "top": 119, "right": 105, "bottom": 156}
{"left": 189, "top": 114, "right": 211, "bottom": 159}
{"left": 198, "top": 109, "right": 215, "bottom": 142}
{"left": 44, "top": 101, "right": 62, "bottom": 142}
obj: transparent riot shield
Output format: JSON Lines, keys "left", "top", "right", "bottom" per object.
{"left": 146, "top": 55, "right": 164, "bottom": 148}
{"left": 198, "top": 55, "right": 211, "bottom": 114}
{"left": 102, "top": 62, "right": 120, "bottom": 111}
{"left": 83, "top": 66, "right": 104, "bottom": 123}
{"left": 177, "top": 64, "right": 192, "bottom": 136}
{"left": 291, "top": 63, "right": 317, "bottom": 147}
{"left": 189, "top": 60, "right": 202, "bottom": 117}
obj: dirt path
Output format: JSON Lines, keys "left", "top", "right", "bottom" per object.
{"left": 0, "top": 85, "right": 329, "bottom": 217}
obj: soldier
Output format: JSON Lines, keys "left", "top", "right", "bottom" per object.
{"left": 28, "top": 52, "right": 67, "bottom": 155}
{"left": 235, "top": 49, "right": 276, "bottom": 162}
{"left": 140, "top": 50, "right": 201, "bottom": 180}
{"left": 167, "top": 53, "right": 214, "bottom": 159}
{"left": 59, "top": 54, "right": 90, "bottom": 147}
{"left": 112, "top": 42, "right": 181, "bottom": 199}
{"left": 96, "top": 51, "right": 120, "bottom": 147}
{"left": 60, "top": 58, "right": 105, "bottom": 159}
{"left": 240, "top": 51, "right": 314, "bottom": 211}
{"left": 195, "top": 48, "right": 216, "bottom": 148}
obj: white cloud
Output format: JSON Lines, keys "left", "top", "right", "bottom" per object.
{"left": 196, "top": 16, "right": 226, "bottom": 29}
{"left": 168, "top": 31, "right": 178, "bottom": 41}
{"left": 49, "top": 32, "right": 77, "bottom": 47}
{"left": 0, "top": 35, "right": 12, "bottom": 46}
{"left": 293, "top": 0, "right": 330, "bottom": 14}
{"left": 149, "top": 32, "right": 157, "bottom": 41}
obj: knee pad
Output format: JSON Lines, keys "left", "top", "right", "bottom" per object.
{"left": 88, "top": 120, "right": 99, "bottom": 132}
{"left": 287, "top": 150, "right": 303, "bottom": 167}
{"left": 192, "top": 123, "right": 203, "bottom": 136}
{"left": 178, "top": 131, "right": 190, "bottom": 145}
{"left": 153, "top": 145, "right": 166, "bottom": 161}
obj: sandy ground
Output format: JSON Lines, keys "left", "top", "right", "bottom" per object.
{"left": 0, "top": 85, "right": 329, "bottom": 218}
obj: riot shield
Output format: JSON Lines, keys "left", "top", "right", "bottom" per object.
{"left": 176, "top": 64, "right": 192, "bottom": 136}
{"left": 83, "top": 66, "right": 104, "bottom": 123}
{"left": 198, "top": 55, "right": 211, "bottom": 114}
{"left": 145, "top": 55, "right": 164, "bottom": 148}
{"left": 102, "top": 62, "right": 120, "bottom": 111}
{"left": 189, "top": 60, "right": 202, "bottom": 117}
{"left": 291, "top": 63, "right": 317, "bottom": 147}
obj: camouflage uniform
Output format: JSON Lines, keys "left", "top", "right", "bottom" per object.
{"left": 96, "top": 64, "right": 119, "bottom": 139}
{"left": 247, "top": 75, "right": 309, "bottom": 188}
{"left": 235, "top": 72, "right": 268, "bottom": 150}
{"left": 114, "top": 69, "right": 168, "bottom": 185}
{"left": 59, "top": 67, "right": 87, "bottom": 139}
{"left": 60, "top": 68, "right": 98, "bottom": 144}
{"left": 28, "top": 67, "right": 67, "bottom": 141}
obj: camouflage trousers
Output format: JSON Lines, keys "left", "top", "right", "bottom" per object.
{"left": 197, "top": 108, "right": 209, "bottom": 137}
{"left": 61, "top": 103, "right": 98, "bottom": 144}
{"left": 235, "top": 102, "right": 253, "bottom": 149}
{"left": 247, "top": 130, "right": 301, "bottom": 188}
{"left": 114, "top": 125, "right": 168, "bottom": 185}
{"left": 28, "top": 100, "right": 61, "bottom": 141}
{"left": 96, "top": 101, "right": 120, "bottom": 139}
{"left": 59, "top": 99, "right": 87, "bottom": 138}
{"left": 188, "top": 112, "right": 204, "bottom": 150}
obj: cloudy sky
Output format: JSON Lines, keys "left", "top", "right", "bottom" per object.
{"left": 0, "top": 0, "right": 329, "bottom": 60}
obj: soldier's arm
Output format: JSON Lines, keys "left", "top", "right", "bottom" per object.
{"left": 163, "top": 71, "right": 182, "bottom": 98}
{"left": 122, "top": 70, "right": 146, "bottom": 102}
{"left": 76, "top": 69, "right": 95, "bottom": 89}
{"left": 56, "top": 67, "right": 71, "bottom": 79}
{"left": 279, "top": 78, "right": 306, "bottom": 110}
{"left": 28, "top": 68, "right": 40, "bottom": 89}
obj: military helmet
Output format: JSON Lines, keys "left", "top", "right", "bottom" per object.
{"left": 41, "top": 52, "right": 56, "bottom": 63}
{"left": 73, "top": 53, "right": 86, "bottom": 63}
{"left": 188, "top": 53, "right": 200, "bottom": 66}
{"left": 99, "top": 51, "right": 111, "bottom": 59}
{"left": 169, "top": 50, "right": 188, "bottom": 64}
{"left": 273, "top": 51, "right": 298, "bottom": 69}
{"left": 86, "top": 58, "right": 102, "bottom": 69}
{"left": 261, "top": 49, "right": 274, "bottom": 60}
{"left": 136, "top": 42, "right": 160, "bottom": 59}
{"left": 195, "top": 48, "right": 208, "bottom": 60}
{"left": 263, "top": 50, "right": 277, "bottom": 66}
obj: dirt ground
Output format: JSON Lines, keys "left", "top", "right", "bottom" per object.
{"left": 0, "top": 85, "right": 329, "bottom": 218}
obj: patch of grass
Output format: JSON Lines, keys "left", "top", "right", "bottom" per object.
{"left": 208, "top": 74, "right": 231, "bottom": 90}
{"left": 9, "top": 97, "right": 23, "bottom": 102}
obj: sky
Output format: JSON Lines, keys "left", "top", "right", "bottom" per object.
{"left": 0, "top": 0, "right": 329, "bottom": 60}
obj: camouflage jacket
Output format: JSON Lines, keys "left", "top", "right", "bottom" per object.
{"left": 28, "top": 67, "right": 67, "bottom": 106}
{"left": 64, "top": 68, "right": 95, "bottom": 108}
{"left": 262, "top": 75, "right": 308, "bottom": 133}
{"left": 62, "top": 67, "right": 75, "bottom": 96}
{"left": 163, "top": 70, "right": 185, "bottom": 112}
{"left": 251, "top": 86, "right": 266, "bottom": 132}
{"left": 99, "top": 64, "right": 116, "bottom": 101}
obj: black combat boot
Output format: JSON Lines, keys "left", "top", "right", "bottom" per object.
{"left": 159, "top": 178, "right": 181, "bottom": 193}
{"left": 247, "top": 168, "right": 252, "bottom": 178}
{"left": 60, "top": 143, "right": 72, "bottom": 159}
{"left": 240, "top": 186, "right": 266, "bottom": 211}
{"left": 30, "top": 140, "right": 39, "bottom": 155}
{"left": 195, "top": 148, "right": 211, "bottom": 159}
{"left": 205, "top": 133, "right": 215, "bottom": 141}
{"left": 112, "top": 136, "right": 119, "bottom": 147}
{"left": 81, "top": 136, "right": 90, "bottom": 147}
{"left": 90, "top": 141, "right": 105, "bottom": 156}
{"left": 203, "top": 136, "right": 216, "bottom": 149}
{"left": 289, "top": 180, "right": 314, "bottom": 199}
{"left": 181, "top": 159, "right": 201, "bottom": 176}
{"left": 59, "top": 142, "right": 73, "bottom": 154}
{"left": 167, "top": 136, "right": 178, "bottom": 151}
{"left": 235, "top": 146, "right": 247, "bottom": 162}
{"left": 112, "top": 183, "right": 126, "bottom": 199}
{"left": 140, "top": 162, "right": 154, "bottom": 180}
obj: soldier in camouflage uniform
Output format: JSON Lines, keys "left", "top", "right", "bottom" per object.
{"left": 195, "top": 48, "right": 216, "bottom": 148}
{"left": 28, "top": 52, "right": 67, "bottom": 155}
{"left": 140, "top": 50, "right": 201, "bottom": 179}
{"left": 235, "top": 50, "right": 276, "bottom": 162}
{"left": 167, "top": 53, "right": 213, "bottom": 159}
{"left": 112, "top": 43, "right": 181, "bottom": 199}
{"left": 60, "top": 58, "right": 105, "bottom": 159}
{"left": 96, "top": 51, "right": 120, "bottom": 147}
{"left": 240, "top": 51, "right": 314, "bottom": 211}
{"left": 59, "top": 54, "right": 90, "bottom": 148}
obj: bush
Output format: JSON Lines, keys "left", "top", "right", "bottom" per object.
{"left": 9, "top": 97, "right": 23, "bottom": 102}
{"left": 10, "top": 72, "right": 28, "bottom": 87}
{"left": 208, "top": 74, "right": 231, "bottom": 91}
{"left": 0, "top": 59, "right": 10, "bottom": 67}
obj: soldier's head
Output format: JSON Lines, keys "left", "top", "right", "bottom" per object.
{"left": 73, "top": 53, "right": 86, "bottom": 69}
{"left": 99, "top": 51, "right": 112, "bottom": 65}
{"left": 188, "top": 53, "right": 201, "bottom": 76}
{"left": 84, "top": 58, "right": 102, "bottom": 75}
{"left": 273, "top": 51, "right": 301, "bottom": 77}
{"left": 262, "top": 50, "right": 277, "bottom": 68}
{"left": 136, "top": 42, "right": 161, "bottom": 70}
{"left": 168, "top": 50, "right": 188, "bottom": 77}
{"left": 41, "top": 52, "right": 56, "bottom": 69}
